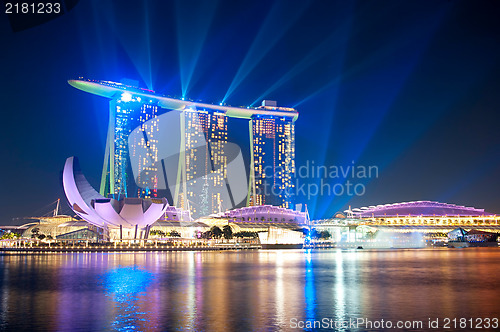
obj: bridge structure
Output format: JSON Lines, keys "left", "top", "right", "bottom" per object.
{"left": 314, "top": 215, "right": 500, "bottom": 228}
{"left": 315, "top": 201, "right": 500, "bottom": 233}
{"left": 312, "top": 216, "right": 500, "bottom": 243}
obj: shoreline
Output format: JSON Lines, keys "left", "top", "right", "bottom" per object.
{"left": 0, "top": 243, "right": 337, "bottom": 253}
{"left": 2, "top": 243, "right": 497, "bottom": 254}
{"left": 0, "top": 244, "right": 261, "bottom": 253}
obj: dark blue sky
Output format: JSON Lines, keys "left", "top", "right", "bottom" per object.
{"left": 1, "top": 0, "right": 499, "bottom": 223}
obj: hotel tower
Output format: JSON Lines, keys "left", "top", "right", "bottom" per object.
{"left": 69, "top": 79, "right": 298, "bottom": 218}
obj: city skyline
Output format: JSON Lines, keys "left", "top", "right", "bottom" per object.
{"left": 2, "top": 2, "right": 500, "bottom": 331}
{"left": 1, "top": 0, "right": 500, "bottom": 224}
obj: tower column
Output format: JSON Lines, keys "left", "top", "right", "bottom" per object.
{"left": 100, "top": 100, "right": 116, "bottom": 197}
{"left": 247, "top": 118, "right": 256, "bottom": 206}
{"left": 174, "top": 110, "right": 188, "bottom": 208}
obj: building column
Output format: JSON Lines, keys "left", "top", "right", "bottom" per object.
{"left": 100, "top": 100, "right": 116, "bottom": 197}
{"left": 247, "top": 119, "right": 256, "bottom": 206}
{"left": 174, "top": 110, "right": 188, "bottom": 208}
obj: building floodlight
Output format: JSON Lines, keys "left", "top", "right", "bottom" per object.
{"left": 121, "top": 92, "right": 132, "bottom": 102}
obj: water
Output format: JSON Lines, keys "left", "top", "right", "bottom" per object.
{"left": 1, "top": 249, "right": 500, "bottom": 331}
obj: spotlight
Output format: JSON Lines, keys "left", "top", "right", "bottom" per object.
{"left": 120, "top": 92, "right": 132, "bottom": 102}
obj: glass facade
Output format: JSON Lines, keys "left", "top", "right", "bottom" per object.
{"left": 102, "top": 98, "right": 162, "bottom": 199}
{"left": 251, "top": 116, "right": 295, "bottom": 208}
{"left": 129, "top": 105, "right": 161, "bottom": 198}
{"left": 183, "top": 109, "right": 229, "bottom": 218}
{"left": 56, "top": 228, "right": 101, "bottom": 241}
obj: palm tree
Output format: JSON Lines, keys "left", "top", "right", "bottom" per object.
{"left": 169, "top": 230, "right": 181, "bottom": 237}
{"left": 223, "top": 225, "right": 233, "bottom": 240}
{"left": 210, "top": 226, "right": 223, "bottom": 239}
{"left": 31, "top": 227, "right": 40, "bottom": 238}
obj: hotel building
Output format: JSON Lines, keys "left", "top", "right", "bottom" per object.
{"left": 68, "top": 79, "right": 298, "bottom": 218}
{"left": 250, "top": 101, "right": 295, "bottom": 208}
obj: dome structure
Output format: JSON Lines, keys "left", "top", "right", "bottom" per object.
{"left": 345, "top": 201, "right": 494, "bottom": 218}
{"left": 62, "top": 156, "right": 168, "bottom": 228}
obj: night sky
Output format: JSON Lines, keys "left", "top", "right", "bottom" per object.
{"left": 1, "top": 0, "right": 499, "bottom": 224}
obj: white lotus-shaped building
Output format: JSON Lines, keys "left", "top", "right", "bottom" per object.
{"left": 62, "top": 156, "right": 168, "bottom": 230}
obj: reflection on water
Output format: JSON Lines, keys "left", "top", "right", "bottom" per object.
{"left": 1, "top": 249, "right": 500, "bottom": 331}
{"left": 334, "top": 250, "right": 346, "bottom": 330}
{"left": 304, "top": 249, "right": 315, "bottom": 328}
{"left": 103, "top": 266, "right": 155, "bottom": 331}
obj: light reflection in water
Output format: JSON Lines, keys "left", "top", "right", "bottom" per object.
{"left": 334, "top": 250, "right": 346, "bottom": 327}
{"left": 103, "top": 265, "right": 155, "bottom": 332}
{"left": 304, "top": 249, "right": 316, "bottom": 328}
{"left": 194, "top": 252, "right": 204, "bottom": 329}
{"left": 274, "top": 251, "right": 285, "bottom": 327}
{"left": 184, "top": 251, "right": 196, "bottom": 330}
{"left": 2, "top": 250, "right": 500, "bottom": 331}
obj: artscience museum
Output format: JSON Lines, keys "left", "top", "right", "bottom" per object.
{"left": 62, "top": 156, "right": 169, "bottom": 241}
